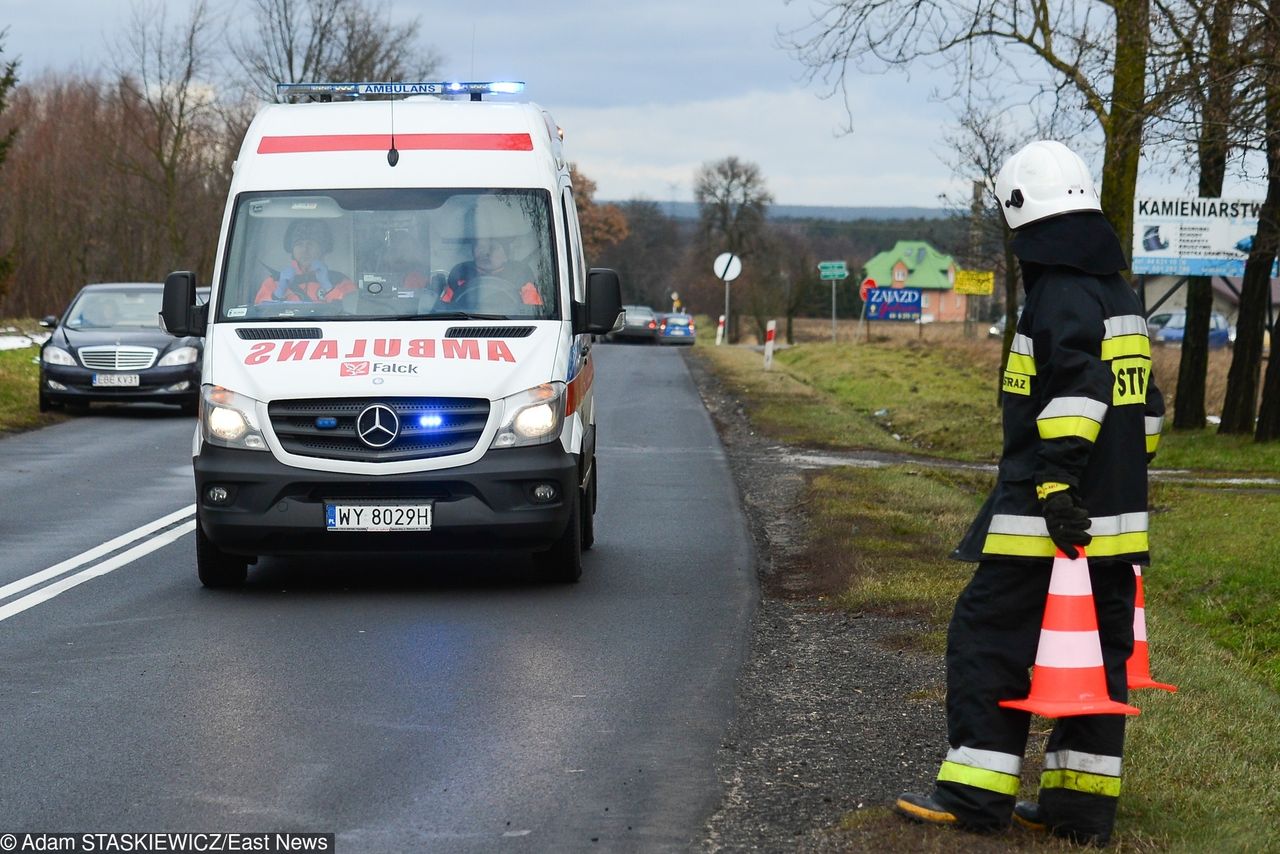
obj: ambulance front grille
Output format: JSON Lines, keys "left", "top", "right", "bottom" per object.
{"left": 268, "top": 397, "right": 491, "bottom": 463}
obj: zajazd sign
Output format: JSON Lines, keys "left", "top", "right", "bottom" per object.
{"left": 1132, "top": 197, "right": 1278, "bottom": 277}
{"left": 865, "top": 287, "right": 922, "bottom": 321}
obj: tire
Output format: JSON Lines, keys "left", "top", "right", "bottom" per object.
{"left": 534, "top": 490, "right": 583, "bottom": 583}
{"left": 581, "top": 458, "right": 597, "bottom": 551}
{"left": 38, "top": 390, "right": 58, "bottom": 413}
{"left": 196, "top": 517, "right": 249, "bottom": 588}
{"left": 180, "top": 400, "right": 198, "bottom": 417}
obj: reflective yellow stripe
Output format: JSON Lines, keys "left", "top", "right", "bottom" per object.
{"left": 1146, "top": 433, "right": 1160, "bottom": 454}
{"left": 1088, "top": 532, "right": 1148, "bottom": 556}
{"left": 984, "top": 533, "right": 1056, "bottom": 557}
{"left": 983, "top": 531, "right": 1148, "bottom": 558}
{"left": 1006, "top": 352, "right": 1037, "bottom": 375}
{"left": 938, "top": 761, "right": 1020, "bottom": 796}
{"left": 1003, "top": 371, "right": 1032, "bottom": 396}
{"left": 1041, "top": 769, "right": 1122, "bottom": 798}
{"left": 1037, "top": 415, "right": 1102, "bottom": 442}
{"left": 1101, "top": 335, "right": 1151, "bottom": 360}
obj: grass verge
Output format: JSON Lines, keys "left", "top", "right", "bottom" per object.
{"left": 693, "top": 333, "right": 1280, "bottom": 849}
{"left": 0, "top": 345, "right": 61, "bottom": 433}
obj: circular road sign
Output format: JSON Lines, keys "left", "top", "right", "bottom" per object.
{"left": 713, "top": 252, "right": 742, "bottom": 282}
{"left": 860, "top": 277, "right": 876, "bottom": 301}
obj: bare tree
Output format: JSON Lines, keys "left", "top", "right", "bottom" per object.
{"left": 785, "top": 0, "right": 1155, "bottom": 266}
{"left": 111, "top": 0, "right": 225, "bottom": 269}
{"left": 232, "top": 0, "right": 442, "bottom": 100}
{"left": 0, "top": 30, "right": 20, "bottom": 293}
{"left": 694, "top": 156, "right": 773, "bottom": 342}
{"left": 1146, "top": 0, "right": 1250, "bottom": 429}
{"left": 1247, "top": 0, "right": 1280, "bottom": 439}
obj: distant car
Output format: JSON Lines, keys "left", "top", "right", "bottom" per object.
{"left": 612, "top": 304, "right": 660, "bottom": 342}
{"left": 38, "top": 282, "right": 205, "bottom": 413}
{"left": 658, "top": 312, "right": 696, "bottom": 345}
{"left": 1146, "top": 310, "right": 1232, "bottom": 349}
{"left": 988, "top": 308, "right": 1022, "bottom": 338}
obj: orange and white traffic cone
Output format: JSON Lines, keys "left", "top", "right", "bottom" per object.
{"left": 1000, "top": 549, "right": 1140, "bottom": 718}
{"left": 1127, "top": 564, "right": 1177, "bottom": 692}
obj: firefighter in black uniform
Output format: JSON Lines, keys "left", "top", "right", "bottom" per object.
{"left": 895, "top": 140, "right": 1164, "bottom": 846}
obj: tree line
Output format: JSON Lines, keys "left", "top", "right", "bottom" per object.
{"left": 786, "top": 0, "right": 1280, "bottom": 439}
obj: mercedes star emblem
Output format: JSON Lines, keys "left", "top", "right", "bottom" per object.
{"left": 356, "top": 403, "right": 399, "bottom": 448}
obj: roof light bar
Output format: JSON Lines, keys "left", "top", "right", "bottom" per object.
{"left": 277, "top": 81, "right": 526, "bottom": 100}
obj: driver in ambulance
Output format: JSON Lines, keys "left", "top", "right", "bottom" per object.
{"left": 440, "top": 197, "right": 543, "bottom": 308}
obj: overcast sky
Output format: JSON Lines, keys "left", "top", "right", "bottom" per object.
{"left": 2, "top": 0, "right": 1248, "bottom": 207}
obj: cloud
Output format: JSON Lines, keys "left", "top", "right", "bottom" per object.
{"left": 557, "top": 86, "right": 968, "bottom": 207}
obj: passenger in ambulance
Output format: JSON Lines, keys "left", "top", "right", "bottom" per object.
{"left": 255, "top": 219, "right": 356, "bottom": 304}
{"left": 441, "top": 236, "right": 543, "bottom": 309}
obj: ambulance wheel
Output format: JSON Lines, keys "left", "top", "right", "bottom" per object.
{"left": 535, "top": 491, "right": 583, "bottom": 583}
{"left": 196, "top": 518, "right": 248, "bottom": 588}
{"left": 581, "top": 460, "right": 596, "bottom": 551}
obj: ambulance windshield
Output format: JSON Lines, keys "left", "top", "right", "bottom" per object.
{"left": 216, "top": 189, "right": 558, "bottom": 322}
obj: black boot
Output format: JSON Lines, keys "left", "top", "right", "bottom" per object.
{"left": 894, "top": 792, "right": 958, "bottom": 826}
{"left": 1013, "top": 800, "right": 1047, "bottom": 832}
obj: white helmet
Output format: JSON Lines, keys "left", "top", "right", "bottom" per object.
{"left": 995, "top": 140, "right": 1101, "bottom": 230}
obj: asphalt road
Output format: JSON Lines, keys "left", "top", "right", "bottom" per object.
{"left": 0, "top": 342, "right": 755, "bottom": 851}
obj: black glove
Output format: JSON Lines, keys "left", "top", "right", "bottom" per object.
{"left": 1041, "top": 489, "right": 1092, "bottom": 559}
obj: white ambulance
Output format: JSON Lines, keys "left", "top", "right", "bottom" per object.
{"left": 161, "top": 81, "right": 623, "bottom": 587}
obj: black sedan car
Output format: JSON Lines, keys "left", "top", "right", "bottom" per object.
{"left": 39, "top": 282, "right": 203, "bottom": 413}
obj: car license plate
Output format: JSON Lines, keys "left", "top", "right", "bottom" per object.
{"left": 92, "top": 373, "right": 140, "bottom": 387}
{"left": 325, "top": 503, "right": 432, "bottom": 532}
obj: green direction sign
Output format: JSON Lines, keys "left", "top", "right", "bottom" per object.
{"left": 818, "top": 260, "right": 849, "bottom": 281}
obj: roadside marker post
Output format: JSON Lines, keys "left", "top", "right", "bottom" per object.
{"left": 716, "top": 315, "right": 726, "bottom": 346}
{"left": 764, "top": 320, "right": 776, "bottom": 370}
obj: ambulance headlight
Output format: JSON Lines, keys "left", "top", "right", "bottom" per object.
{"left": 202, "top": 385, "right": 268, "bottom": 451}
{"left": 491, "top": 382, "right": 566, "bottom": 448}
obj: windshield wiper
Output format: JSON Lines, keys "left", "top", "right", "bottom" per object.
{"left": 420, "top": 311, "right": 511, "bottom": 321}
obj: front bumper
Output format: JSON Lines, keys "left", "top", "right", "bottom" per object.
{"left": 41, "top": 363, "right": 200, "bottom": 405}
{"left": 195, "top": 442, "right": 578, "bottom": 556}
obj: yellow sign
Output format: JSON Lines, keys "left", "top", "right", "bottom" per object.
{"left": 954, "top": 269, "right": 995, "bottom": 295}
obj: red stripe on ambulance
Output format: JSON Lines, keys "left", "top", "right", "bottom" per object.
{"left": 257, "top": 133, "right": 534, "bottom": 154}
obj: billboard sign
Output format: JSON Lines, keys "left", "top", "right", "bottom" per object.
{"left": 1132, "top": 197, "right": 1278, "bottom": 277}
{"left": 865, "top": 287, "right": 922, "bottom": 321}
{"left": 953, "top": 270, "right": 995, "bottom": 295}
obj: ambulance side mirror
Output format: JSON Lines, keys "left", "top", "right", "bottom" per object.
{"left": 578, "top": 268, "right": 624, "bottom": 335}
{"left": 160, "top": 270, "right": 208, "bottom": 337}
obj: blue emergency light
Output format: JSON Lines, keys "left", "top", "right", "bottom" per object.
{"left": 417, "top": 414, "right": 445, "bottom": 429}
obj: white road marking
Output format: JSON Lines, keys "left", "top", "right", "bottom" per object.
{"left": 0, "top": 520, "right": 196, "bottom": 623}
{"left": 0, "top": 504, "right": 195, "bottom": 602}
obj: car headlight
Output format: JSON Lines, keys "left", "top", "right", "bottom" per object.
{"left": 42, "top": 346, "right": 76, "bottom": 366}
{"left": 202, "top": 385, "right": 268, "bottom": 451}
{"left": 491, "top": 382, "right": 566, "bottom": 448}
{"left": 158, "top": 346, "right": 200, "bottom": 366}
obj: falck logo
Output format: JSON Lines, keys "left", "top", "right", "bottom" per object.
{"left": 356, "top": 404, "right": 399, "bottom": 448}
{"left": 341, "top": 361, "right": 371, "bottom": 376}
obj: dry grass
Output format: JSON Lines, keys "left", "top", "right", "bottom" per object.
{"left": 759, "top": 319, "right": 1237, "bottom": 417}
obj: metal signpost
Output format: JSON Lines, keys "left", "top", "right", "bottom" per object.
{"left": 818, "top": 261, "right": 849, "bottom": 342}
{"left": 713, "top": 252, "right": 742, "bottom": 345}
